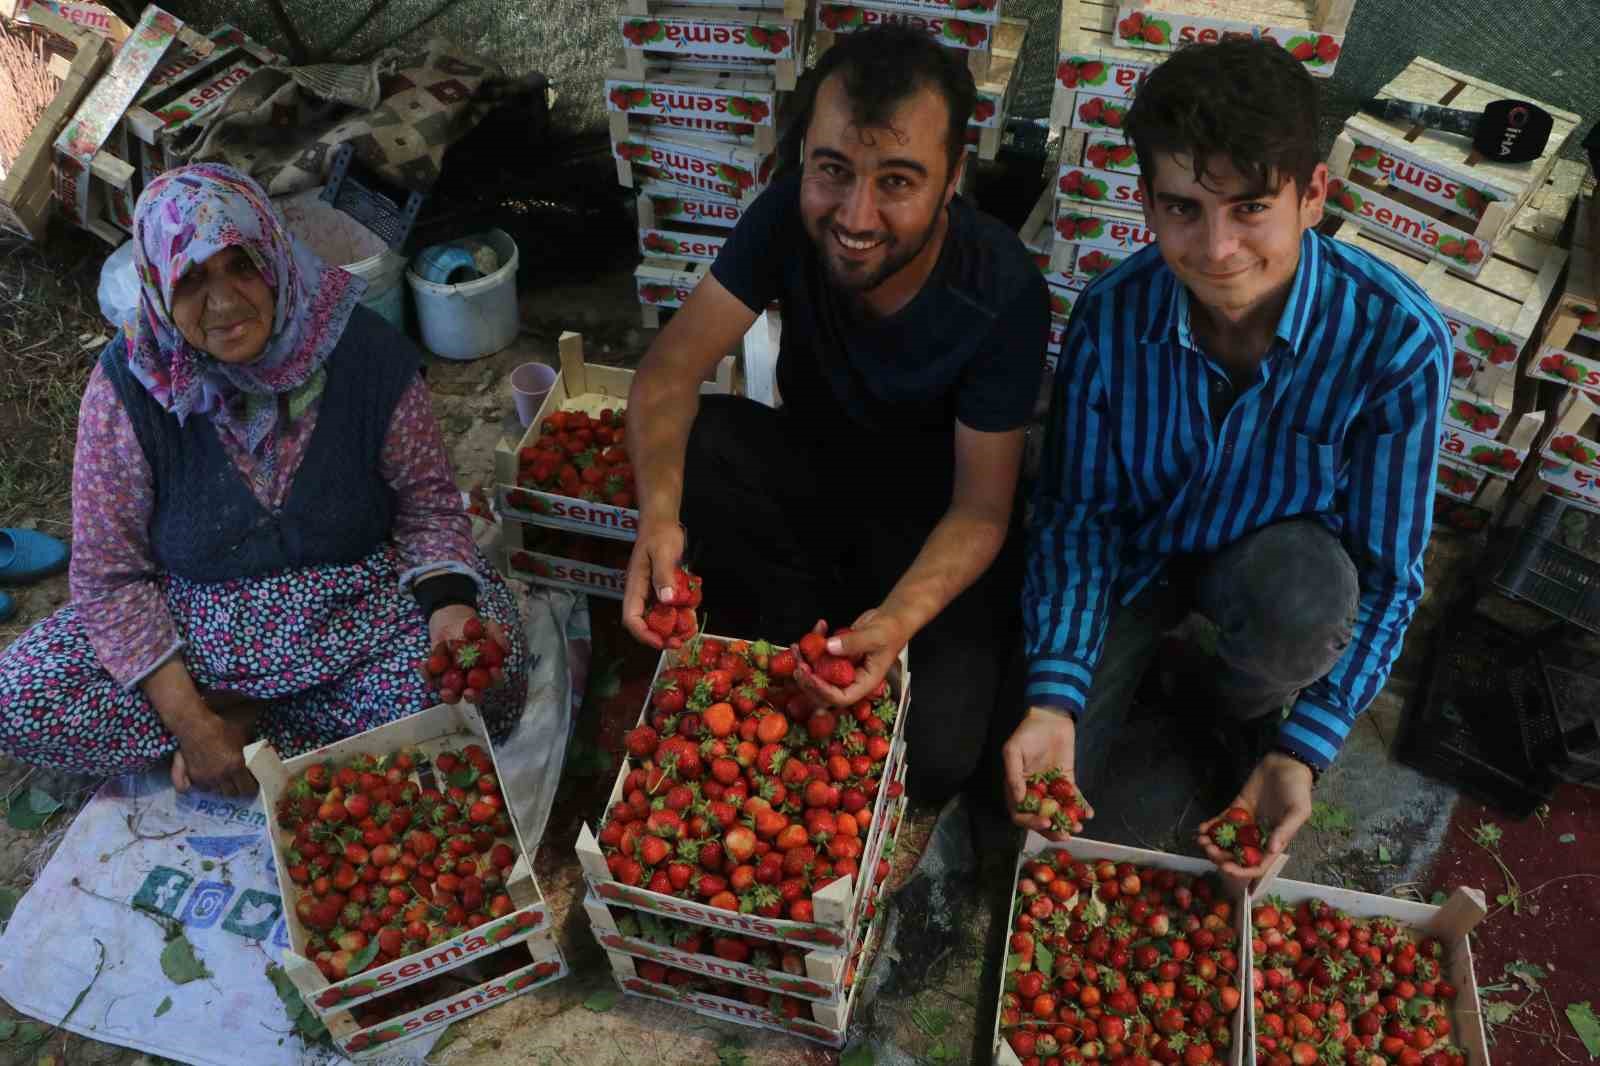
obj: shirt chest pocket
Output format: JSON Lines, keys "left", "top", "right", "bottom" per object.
{"left": 1288, "top": 430, "right": 1344, "bottom": 510}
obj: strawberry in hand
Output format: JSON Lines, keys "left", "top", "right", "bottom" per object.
{"left": 419, "top": 606, "right": 511, "bottom": 705}
{"left": 791, "top": 613, "right": 903, "bottom": 708}
{"left": 1197, "top": 752, "right": 1314, "bottom": 879}
{"left": 643, "top": 566, "right": 703, "bottom": 649}
{"left": 1014, "top": 768, "right": 1087, "bottom": 836}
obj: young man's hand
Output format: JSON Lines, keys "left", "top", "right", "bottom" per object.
{"left": 1002, "top": 708, "right": 1094, "bottom": 840}
{"left": 1196, "top": 751, "right": 1314, "bottom": 880}
{"left": 792, "top": 610, "right": 909, "bottom": 707}
{"left": 622, "top": 519, "right": 687, "bottom": 649}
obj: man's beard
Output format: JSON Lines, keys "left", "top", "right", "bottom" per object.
{"left": 817, "top": 210, "right": 940, "bottom": 294}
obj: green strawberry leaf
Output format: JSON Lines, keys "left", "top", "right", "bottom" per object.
{"left": 1560, "top": 833, "right": 1577, "bottom": 843}
{"left": 6, "top": 787, "right": 62, "bottom": 831}
{"left": 1035, "top": 942, "right": 1054, "bottom": 978}
{"left": 160, "top": 936, "right": 211, "bottom": 985}
{"left": 584, "top": 987, "right": 619, "bottom": 1012}
{"left": 448, "top": 765, "right": 480, "bottom": 789}
{"left": 154, "top": 995, "right": 173, "bottom": 1017}
{"left": 348, "top": 936, "right": 381, "bottom": 975}
{"left": 1566, "top": 1002, "right": 1600, "bottom": 1058}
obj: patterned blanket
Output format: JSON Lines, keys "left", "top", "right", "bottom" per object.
{"left": 176, "top": 36, "right": 502, "bottom": 195}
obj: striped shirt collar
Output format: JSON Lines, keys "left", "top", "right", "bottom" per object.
{"left": 1140, "top": 229, "right": 1326, "bottom": 356}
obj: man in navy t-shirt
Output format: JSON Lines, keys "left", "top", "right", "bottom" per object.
{"left": 621, "top": 25, "right": 1049, "bottom": 801}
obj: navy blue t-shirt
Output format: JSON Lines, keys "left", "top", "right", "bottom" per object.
{"left": 710, "top": 173, "right": 1048, "bottom": 457}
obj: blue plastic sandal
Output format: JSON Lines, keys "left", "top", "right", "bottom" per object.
{"left": 0, "top": 529, "right": 69, "bottom": 583}
{"left": 0, "top": 591, "right": 14, "bottom": 623}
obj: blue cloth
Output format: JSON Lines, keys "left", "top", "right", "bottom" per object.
{"left": 1024, "top": 230, "right": 1450, "bottom": 771}
{"left": 0, "top": 592, "right": 13, "bottom": 623}
{"left": 98, "top": 305, "right": 421, "bottom": 583}
{"left": 0, "top": 529, "right": 69, "bottom": 582}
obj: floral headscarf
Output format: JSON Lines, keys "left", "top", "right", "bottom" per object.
{"left": 124, "top": 162, "right": 366, "bottom": 455}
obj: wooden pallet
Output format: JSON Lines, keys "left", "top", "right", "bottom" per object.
{"left": 0, "top": 7, "right": 111, "bottom": 239}
{"left": 618, "top": 7, "right": 807, "bottom": 92}
{"left": 967, "top": 16, "right": 1026, "bottom": 160}
{"left": 606, "top": 65, "right": 782, "bottom": 154}
{"left": 1111, "top": 0, "right": 1353, "bottom": 77}
{"left": 814, "top": 3, "right": 999, "bottom": 81}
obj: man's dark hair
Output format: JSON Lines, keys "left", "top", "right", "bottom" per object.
{"left": 1124, "top": 39, "right": 1321, "bottom": 196}
{"left": 777, "top": 24, "right": 976, "bottom": 178}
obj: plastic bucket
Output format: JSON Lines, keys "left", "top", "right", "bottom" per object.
{"left": 273, "top": 187, "right": 406, "bottom": 331}
{"left": 407, "top": 229, "right": 520, "bottom": 361}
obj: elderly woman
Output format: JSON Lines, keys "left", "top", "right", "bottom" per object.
{"left": 0, "top": 164, "right": 526, "bottom": 796}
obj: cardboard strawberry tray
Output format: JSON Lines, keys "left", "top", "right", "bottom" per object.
{"left": 1244, "top": 866, "right": 1491, "bottom": 1066}
{"left": 608, "top": 897, "right": 889, "bottom": 1047}
{"left": 491, "top": 331, "right": 737, "bottom": 542}
{"left": 335, "top": 933, "right": 566, "bottom": 1059}
{"left": 991, "top": 833, "right": 1251, "bottom": 1066}
{"left": 576, "top": 632, "right": 912, "bottom": 955}
{"left": 585, "top": 775, "right": 908, "bottom": 1004}
{"left": 244, "top": 702, "right": 558, "bottom": 1021}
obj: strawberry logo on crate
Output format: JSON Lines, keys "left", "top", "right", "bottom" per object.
{"left": 725, "top": 96, "right": 771, "bottom": 123}
{"left": 616, "top": 141, "right": 651, "bottom": 162}
{"left": 609, "top": 85, "right": 650, "bottom": 110}
{"left": 1455, "top": 184, "right": 1496, "bottom": 217}
{"left": 1328, "top": 178, "right": 1364, "bottom": 214}
{"left": 1116, "top": 10, "right": 1171, "bottom": 44}
{"left": 642, "top": 232, "right": 682, "bottom": 255}
{"left": 746, "top": 26, "right": 791, "bottom": 54}
{"left": 1464, "top": 325, "right": 1518, "bottom": 365}
{"left": 1437, "top": 464, "right": 1482, "bottom": 498}
{"left": 1059, "top": 170, "right": 1109, "bottom": 201}
{"left": 972, "top": 97, "right": 997, "bottom": 124}
{"left": 1085, "top": 140, "right": 1138, "bottom": 170}
{"left": 1055, "top": 214, "right": 1104, "bottom": 241}
{"left": 1452, "top": 350, "right": 1478, "bottom": 381}
{"left": 1048, "top": 291, "right": 1073, "bottom": 316}
{"left": 622, "top": 19, "right": 667, "bottom": 45}
{"left": 1076, "top": 250, "right": 1119, "bottom": 277}
{"left": 1467, "top": 444, "right": 1521, "bottom": 473}
{"left": 1435, "top": 497, "right": 1489, "bottom": 532}
{"left": 504, "top": 488, "right": 552, "bottom": 516}
{"left": 1539, "top": 351, "right": 1592, "bottom": 386}
{"left": 1579, "top": 308, "right": 1600, "bottom": 333}
{"left": 508, "top": 550, "right": 551, "bottom": 578}
{"left": 1057, "top": 58, "right": 1106, "bottom": 89}
{"left": 1077, "top": 95, "right": 1126, "bottom": 130}
{"left": 1448, "top": 397, "right": 1502, "bottom": 434}
{"left": 716, "top": 163, "right": 755, "bottom": 190}
{"left": 818, "top": 5, "right": 866, "bottom": 30}
{"left": 1550, "top": 435, "right": 1598, "bottom": 467}
{"left": 939, "top": 18, "right": 987, "bottom": 47}
{"left": 1435, "top": 235, "right": 1485, "bottom": 267}
{"left": 1283, "top": 33, "right": 1341, "bottom": 65}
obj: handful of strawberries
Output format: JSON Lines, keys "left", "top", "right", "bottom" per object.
{"left": 643, "top": 566, "right": 703, "bottom": 649}
{"left": 1016, "top": 767, "right": 1087, "bottom": 836}
{"left": 1209, "top": 805, "right": 1265, "bottom": 869}
{"left": 417, "top": 617, "right": 508, "bottom": 705}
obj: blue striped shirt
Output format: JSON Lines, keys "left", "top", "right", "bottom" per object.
{"left": 1024, "top": 230, "right": 1450, "bottom": 771}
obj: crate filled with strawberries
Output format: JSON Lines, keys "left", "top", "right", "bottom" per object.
{"left": 1246, "top": 875, "right": 1491, "bottom": 1066}
{"left": 335, "top": 936, "right": 566, "bottom": 1057}
{"left": 575, "top": 601, "right": 912, "bottom": 960}
{"left": 244, "top": 702, "right": 563, "bottom": 1053}
{"left": 492, "top": 333, "right": 737, "bottom": 590}
{"left": 604, "top": 893, "right": 890, "bottom": 1047}
{"left": 992, "top": 832, "right": 1250, "bottom": 1066}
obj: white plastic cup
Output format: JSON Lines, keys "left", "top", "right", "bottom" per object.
{"left": 511, "top": 362, "right": 558, "bottom": 427}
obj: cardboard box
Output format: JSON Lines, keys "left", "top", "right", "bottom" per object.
{"left": 493, "top": 332, "right": 737, "bottom": 541}
{"left": 334, "top": 935, "right": 566, "bottom": 1059}
{"left": 586, "top": 785, "right": 907, "bottom": 1004}
{"left": 1107, "top": 0, "right": 1354, "bottom": 78}
{"left": 609, "top": 902, "right": 888, "bottom": 1047}
{"left": 1244, "top": 868, "right": 1491, "bottom": 1066}
{"left": 242, "top": 702, "right": 560, "bottom": 1024}
{"left": 576, "top": 633, "right": 911, "bottom": 954}
{"left": 991, "top": 833, "right": 1251, "bottom": 1066}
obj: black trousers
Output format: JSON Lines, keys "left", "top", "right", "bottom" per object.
{"left": 681, "top": 396, "right": 1024, "bottom": 802}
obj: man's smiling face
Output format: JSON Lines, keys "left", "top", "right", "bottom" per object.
{"left": 1139, "top": 153, "right": 1327, "bottom": 324}
{"left": 798, "top": 72, "right": 958, "bottom": 294}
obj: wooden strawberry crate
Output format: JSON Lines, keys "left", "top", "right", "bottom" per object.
{"left": 1333, "top": 60, "right": 1580, "bottom": 261}
{"left": 614, "top": 127, "right": 775, "bottom": 205}
{"left": 637, "top": 184, "right": 751, "bottom": 232}
{"left": 1050, "top": 200, "right": 1153, "bottom": 271}
{"left": 1323, "top": 211, "right": 1568, "bottom": 409}
{"left": 585, "top": 785, "right": 906, "bottom": 1005}
{"left": 243, "top": 702, "right": 562, "bottom": 1024}
{"left": 814, "top": 3, "right": 1001, "bottom": 80}
{"left": 635, "top": 256, "right": 712, "bottom": 326}
{"left": 617, "top": 7, "right": 807, "bottom": 91}
{"left": 606, "top": 66, "right": 782, "bottom": 155}
{"left": 575, "top": 633, "right": 911, "bottom": 956}
{"left": 1244, "top": 869, "right": 1491, "bottom": 1066}
{"left": 607, "top": 901, "right": 888, "bottom": 1047}
{"left": 991, "top": 833, "right": 1251, "bottom": 1066}
{"left": 334, "top": 935, "right": 566, "bottom": 1059}
{"left": 492, "top": 332, "right": 737, "bottom": 540}
{"left": 1540, "top": 196, "right": 1599, "bottom": 353}
{"left": 1535, "top": 390, "right": 1600, "bottom": 503}
{"left": 639, "top": 222, "right": 728, "bottom": 263}
{"left": 0, "top": 5, "right": 113, "bottom": 239}
{"left": 966, "top": 16, "right": 1026, "bottom": 161}
{"left": 1440, "top": 412, "right": 1544, "bottom": 483}
{"left": 4, "top": 0, "right": 130, "bottom": 41}
{"left": 1108, "top": 0, "right": 1354, "bottom": 77}
{"left": 622, "top": 0, "right": 810, "bottom": 16}
{"left": 502, "top": 520, "right": 633, "bottom": 601}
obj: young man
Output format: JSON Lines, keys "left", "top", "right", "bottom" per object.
{"left": 1006, "top": 39, "right": 1449, "bottom": 871}
{"left": 621, "top": 26, "right": 1049, "bottom": 802}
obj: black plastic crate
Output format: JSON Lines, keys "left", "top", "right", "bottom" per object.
{"left": 1540, "top": 645, "right": 1600, "bottom": 786}
{"left": 1495, "top": 496, "right": 1600, "bottom": 634}
{"left": 1397, "top": 613, "right": 1558, "bottom": 817}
